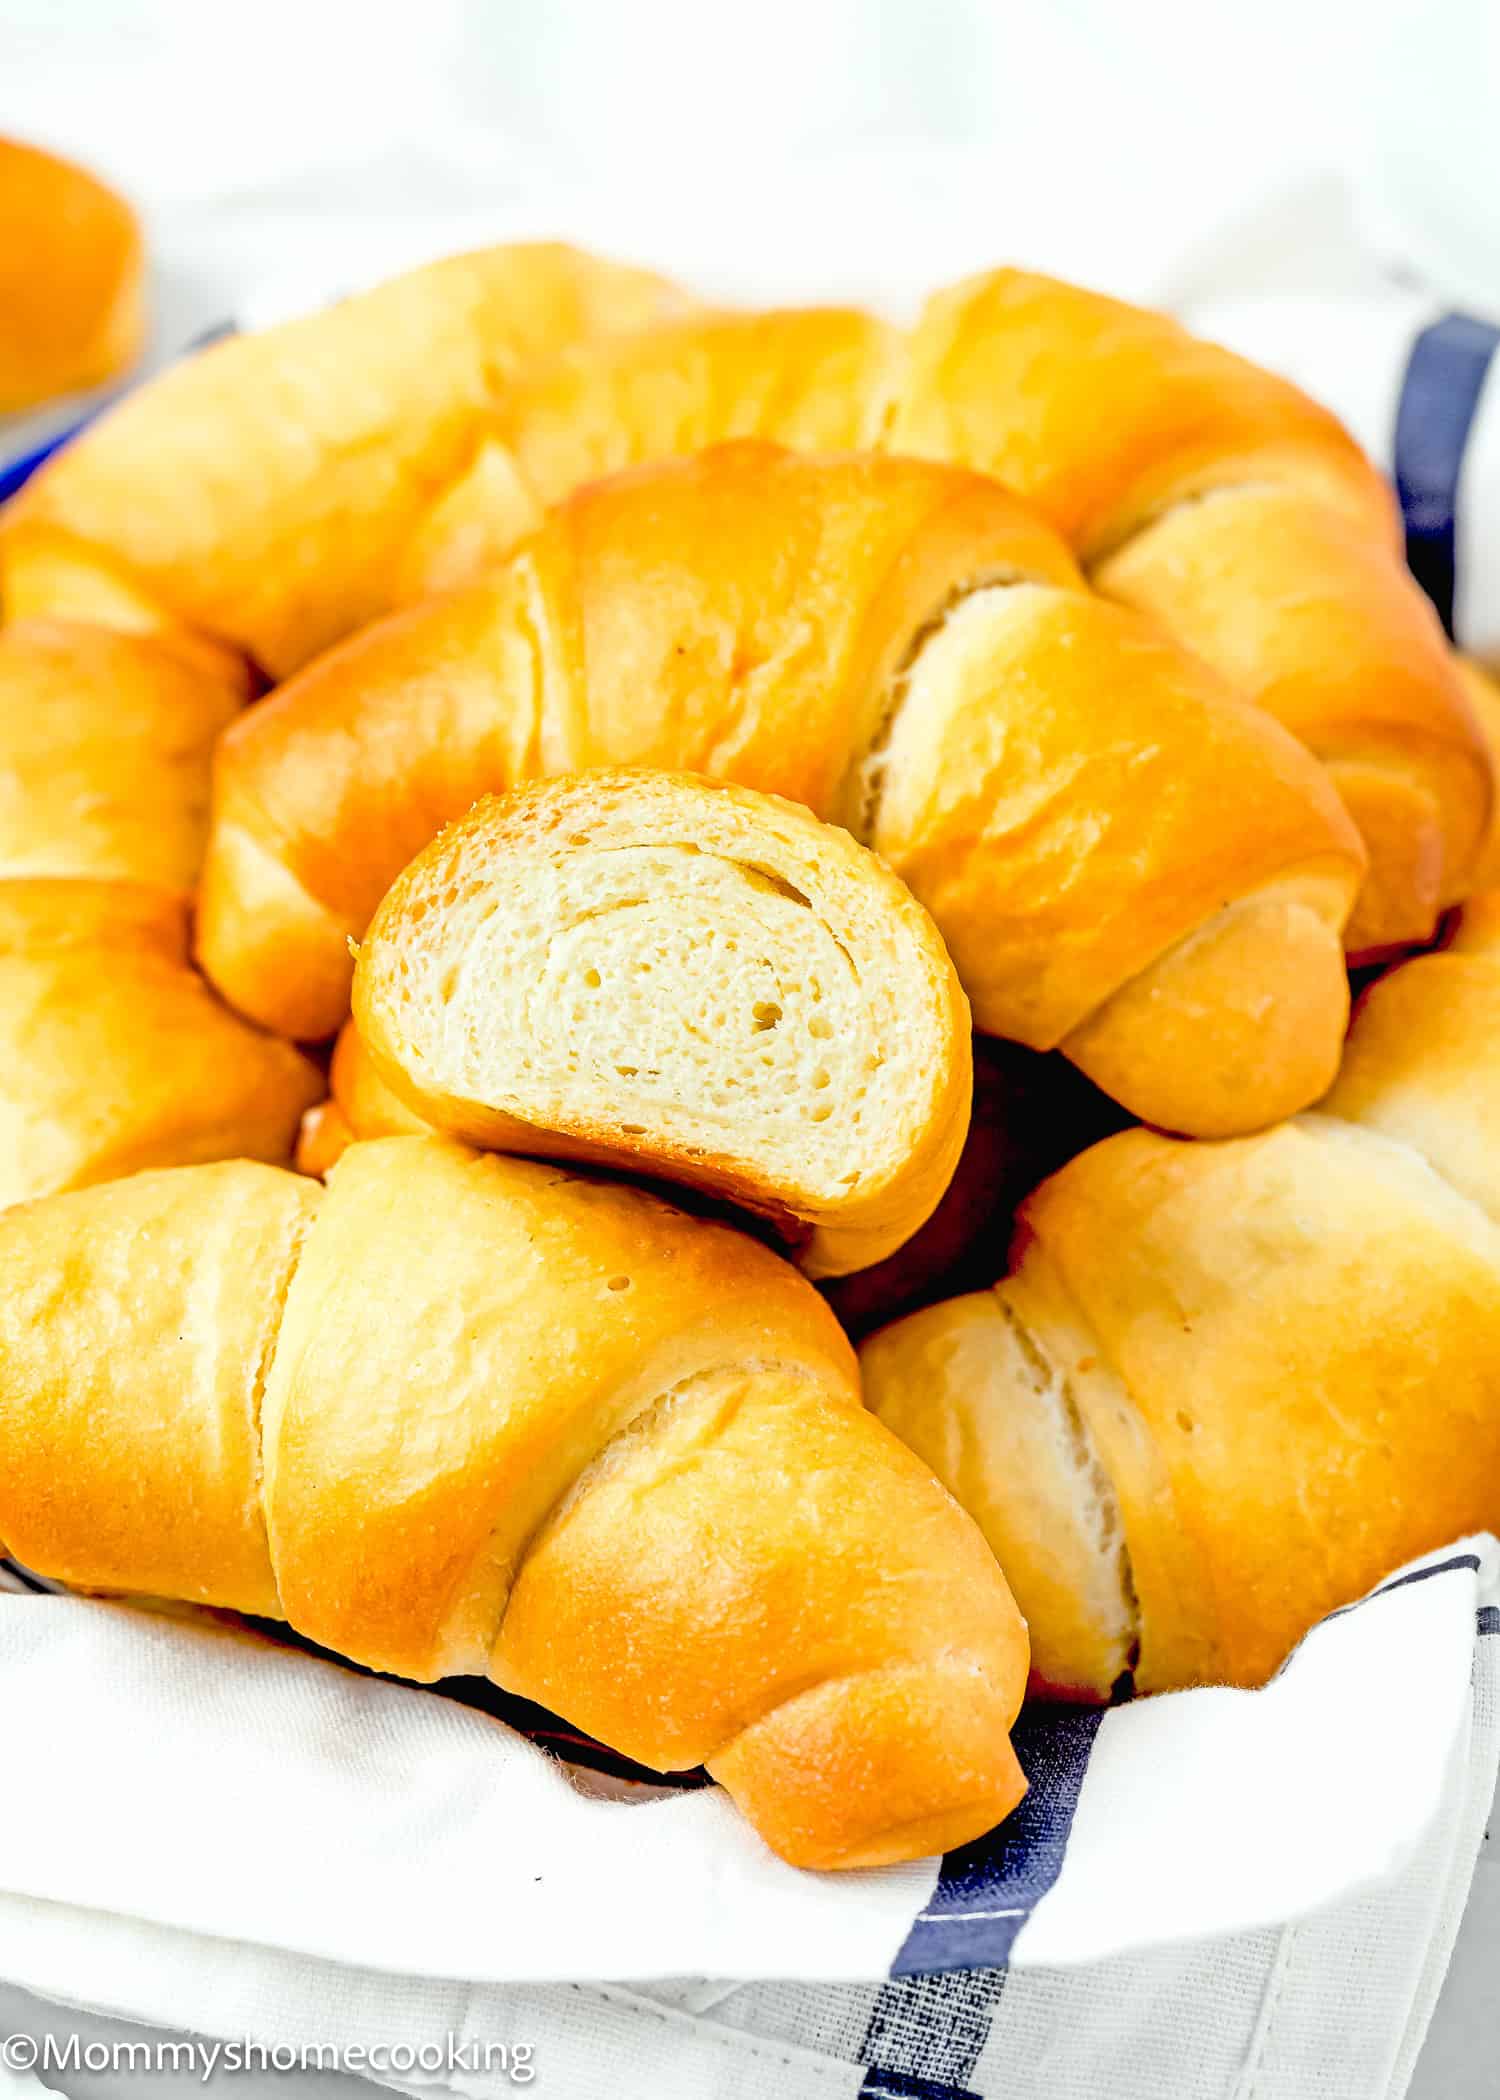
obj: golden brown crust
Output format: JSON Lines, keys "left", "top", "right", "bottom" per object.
{"left": 1021, "top": 1117, "right": 1500, "bottom": 1689}
{"left": 0, "top": 137, "right": 144, "bottom": 414}
{"left": 262, "top": 1139, "right": 861, "bottom": 1678}
{"left": 0, "top": 1158, "right": 317, "bottom": 1611}
{"left": 294, "top": 1020, "right": 428, "bottom": 1178}
{"left": 894, "top": 269, "right": 1394, "bottom": 555}
{"left": 0, "top": 880, "right": 323, "bottom": 1206}
{"left": 1095, "top": 489, "right": 1489, "bottom": 949}
{"left": 1057, "top": 880, "right": 1353, "bottom": 1137}
{"left": 2, "top": 244, "right": 687, "bottom": 674}
{"left": 0, "top": 620, "right": 322, "bottom": 1206}
{"left": 867, "top": 583, "right": 1361, "bottom": 1096}
{"left": 0, "top": 619, "right": 250, "bottom": 894}
{"left": 498, "top": 1362, "right": 1027, "bottom": 1817}
{"left": 396, "top": 305, "right": 900, "bottom": 601}
{"left": 0, "top": 1136, "right": 1032, "bottom": 1867}
{"left": 708, "top": 1658, "right": 1027, "bottom": 1872}
{"left": 1321, "top": 883, "right": 1500, "bottom": 1224}
{"left": 201, "top": 443, "right": 1362, "bottom": 1138}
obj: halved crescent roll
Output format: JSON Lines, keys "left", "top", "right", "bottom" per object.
{"left": 352, "top": 772, "right": 972, "bottom": 1279}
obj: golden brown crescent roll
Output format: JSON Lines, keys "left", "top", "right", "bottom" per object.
{"left": 200, "top": 443, "right": 1365, "bottom": 1139}
{"left": 351, "top": 772, "right": 971, "bottom": 1278}
{"left": 0, "top": 137, "right": 144, "bottom": 414}
{"left": 1, "top": 244, "right": 686, "bottom": 675}
{"left": 862, "top": 903, "right": 1500, "bottom": 1699}
{"left": 399, "top": 274, "right": 1485, "bottom": 954}
{"left": 0, "top": 1135, "right": 1031, "bottom": 1870}
{"left": 0, "top": 621, "right": 320, "bottom": 1206}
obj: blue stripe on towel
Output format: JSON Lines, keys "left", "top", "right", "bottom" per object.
{"left": 1395, "top": 312, "right": 1500, "bottom": 636}
{"left": 890, "top": 1704, "right": 1105, "bottom": 1978}
{"left": 855, "top": 1705, "right": 1103, "bottom": 2095}
{"left": 858, "top": 2067, "right": 983, "bottom": 2100}
{"left": 0, "top": 419, "right": 93, "bottom": 504}
{"left": 858, "top": 1970, "right": 996, "bottom": 2100}
{"left": 1478, "top": 1606, "right": 1500, "bottom": 1638}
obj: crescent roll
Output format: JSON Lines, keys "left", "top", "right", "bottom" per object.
{"left": 0, "top": 1136, "right": 1031, "bottom": 1870}
{"left": 0, "top": 136, "right": 144, "bottom": 414}
{"left": 862, "top": 893, "right": 1500, "bottom": 1699}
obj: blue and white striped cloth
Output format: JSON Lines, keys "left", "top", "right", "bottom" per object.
{"left": 0, "top": 1539, "right": 1494, "bottom": 2099}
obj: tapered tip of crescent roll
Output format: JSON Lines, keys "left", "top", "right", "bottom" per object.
{"left": 0, "top": 137, "right": 144, "bottom": 414}
{"left": 353, "top": 772, "right": 972, "bottom": 1276}
{"left": 708, "top": 1659, "right": 1028, "bottom": 1870}
{"left": 1059, "top": 876, "right": 1355, "bottom": 1137}
{"left": 865, "top": 580, "right": 1364, "bottom": 1134}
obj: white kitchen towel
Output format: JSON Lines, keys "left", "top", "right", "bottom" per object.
{"left": 0, "top": 1539, "right": 1494, "bottom": 1991}
{"left": 0, "top": 1540, "right": 1493, "bottom": 2100}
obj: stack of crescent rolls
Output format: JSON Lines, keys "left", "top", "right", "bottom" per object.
{"left": 1, "top": 225, "right": 1497, "bottom": 1871}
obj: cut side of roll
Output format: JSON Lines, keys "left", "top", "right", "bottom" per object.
{"left": 353, "top": 772, "right": 972, "bottom": 1278}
